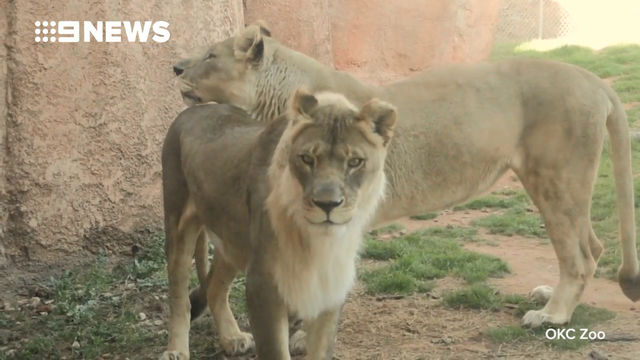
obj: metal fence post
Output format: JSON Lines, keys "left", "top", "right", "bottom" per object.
{"left": 538, "top": 0, "right": 544, "bottom": 39}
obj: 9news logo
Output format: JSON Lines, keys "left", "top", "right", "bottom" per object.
{"left": 35, "top": 21, "right": 170, "bottom": 43}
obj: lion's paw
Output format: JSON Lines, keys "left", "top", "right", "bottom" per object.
{"left": 522, "top": 309, "right": 569, "bottom": 328}
{"left": 220, "top": 332, "right": 254, "bottom": 356}
{"left": 528, "top": 285, "right": 553, "bottom": 305}
{"left": 289, "top": 329, "right": 307, "bottom": 356}
{"left": 159, "top": 350, "right": 189, "bottom": 360}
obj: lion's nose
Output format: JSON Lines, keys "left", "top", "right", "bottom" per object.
{"left": 312, "top": 198, "right": 344, "bottom": 215}
{"left": 173, "top": 66, "right": 184, "bottom": 76}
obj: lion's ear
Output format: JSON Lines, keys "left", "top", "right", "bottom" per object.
{"left": 251, "top": 20, "right": 271, "bottom": 37}
{"left": 359, "top": 99, "right": 397, "bottom": 146}
{"left": 290, "top": 88, "right": 319, "bottom": 120}
{"left": 234, "top": 25, "right": 265, "bottom": 65}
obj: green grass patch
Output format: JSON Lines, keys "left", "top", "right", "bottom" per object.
{"left": 453, "top": 191, "right": 530, "bottom": 211}
{"left": 419, "top": 225, "right": 479, "bottom": 242}
{"left": 229, "top": 274, "right": 248, "bottom": 316}
{"left": 368, "top": 223, "right": 405, "bottom": 236}
{"left": 485, "top": 325, "right": 531, "bottom": 343}
{"left": 409, "top": 212, "right": 439, "bottom": 221}
{"left": 359, "top": 228, "right": 509, "bottom": 295}
{"left": 456, "top": 189, "right": 547, "bottom": 239}
{"left": 359, "top": 268, "right": 436, "bottom": 295}
{"left": 472, "top": 207, "right": 547, "bottom": 239}
{"left": 442, "top": 283, "right": 504, "bottom": 311}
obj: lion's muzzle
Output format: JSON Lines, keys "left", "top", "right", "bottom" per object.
{"left": 312, "top": 198, "right": 344, "bottom": 215}
{"left": 311, "top": 181, "right": 344, "bottom": 213}
{"left": 172, "top": 59, "right": 190, "bottom": 77}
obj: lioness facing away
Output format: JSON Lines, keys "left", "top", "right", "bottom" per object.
{"left": 160, "top": 89, "right": 396, "bottom": 359}
{"left": 173, "top": 21, "right": 640, "bottom": 335}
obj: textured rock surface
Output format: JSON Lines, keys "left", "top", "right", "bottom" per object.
{"left": 331, "top": 0, "right": 502, "bottom": 84}
{"left": 1, "top": 0, "right": 9, "bottom": 268}
{"left": 244, "top": 0, "right": 335, "bottom": 67}
{"left": 2, "top": 0, "right": 244, "bottom": 266}
{"left": 246, "top": 0, "right": 501, "bottom": 84}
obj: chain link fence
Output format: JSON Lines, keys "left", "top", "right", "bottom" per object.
{"left": 494, "top": 0, "right": 575, "bottom": 43}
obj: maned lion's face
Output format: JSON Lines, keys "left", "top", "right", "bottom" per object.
{"left": 172, "top": 22, "right": 271, "bottom": 107}
{"left": 283, "top": 91, "right": 397, "bottom": 227}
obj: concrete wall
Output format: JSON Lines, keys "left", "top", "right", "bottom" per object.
{"left": 1, "top": 0, "right": 9, "bottom": 269}
{"left": 3, "top": 0, "right": 501, "bottom": 268}
{"left": 2, "top": 0, "right": 244, "bottom": 267}
{"left": 245, "top": 0, "right": 335, "bottom": 67}
{"left": 246, "top": 0, "right": 502, "bottom": 84}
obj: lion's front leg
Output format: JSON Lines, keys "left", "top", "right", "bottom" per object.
{"left": 245, "top": 256, "right": 291, "bottom": 360}
{"left": 288, "top": 312, "right": 307, "bottom": 356}
{"left": 303, "top": 306, "right": 342, "bottom": 360}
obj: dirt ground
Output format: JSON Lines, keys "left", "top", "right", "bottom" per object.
{"left": 329, "top": 171, "right": 640, "bottom": 360}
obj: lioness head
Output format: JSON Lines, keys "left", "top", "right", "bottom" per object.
{"left": 267, "top": 89, "right": 397, "bottom": 229}
{"left": 172, "top": 21, "right": 272, "bottom": 108}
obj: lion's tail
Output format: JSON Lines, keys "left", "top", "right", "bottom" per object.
{"left": 189, "top": 232, "right": 210, "bottom": 320}
{"left": 605, "top": 84, "right": 640, "bottom": 302}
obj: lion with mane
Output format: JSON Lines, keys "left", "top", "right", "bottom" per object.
{"left": 160, "top": 86, "right": 397, "bottom": 359}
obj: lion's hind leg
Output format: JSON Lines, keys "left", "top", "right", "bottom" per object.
{"left": 161, "top": 203, "right": 202, "bottom": 360}
{"left": 529, "top": 227, "right": 605, "bottom": 305}
{"left": 205, "top": 248, "right": 255, "bottom": 356}
{"left": 513, "top": 139, "right": 603, "bottom": 328}
{"left": 187, "top": 229, "right": 211, "bottom": 321}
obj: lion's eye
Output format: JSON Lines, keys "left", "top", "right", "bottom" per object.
{"left": 300, "top": 154, "right": 315, "bottom": 166}
{"left": 347, "top": 158, "right": 364, "bottom": 168}
{"left": 205, "top": 53, "right": 216, "bottom": 61}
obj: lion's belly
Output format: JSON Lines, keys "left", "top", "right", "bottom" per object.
{"left": 192, "top": 189, "right": 253, "bottom": 269}
{"left": 372, "top": 149, "right": 516, "bottom": 228}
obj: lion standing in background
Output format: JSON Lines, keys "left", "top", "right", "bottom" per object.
{"left": 172, "top": 20, "right": 640, "bottom": 340}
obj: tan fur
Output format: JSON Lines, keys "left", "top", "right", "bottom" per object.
{"left": 159, "top": 89, "right": 396, "bottom": 360}
{"left": 173, "top": 21, "right": 640, "bottom": 334}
